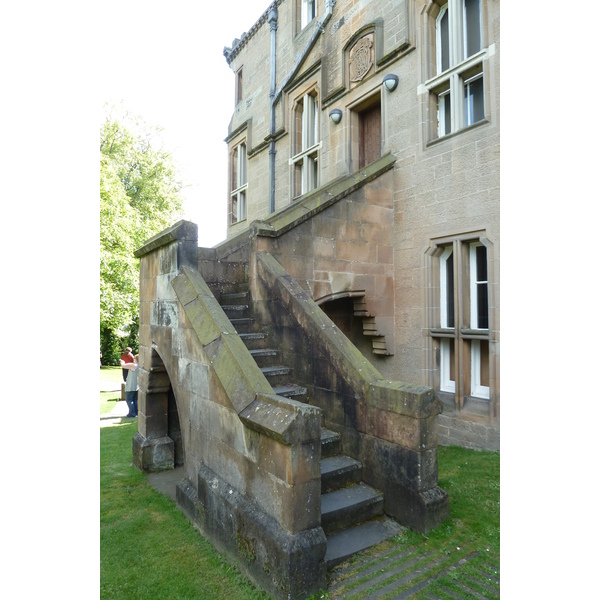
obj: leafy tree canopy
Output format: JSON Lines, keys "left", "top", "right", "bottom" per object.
{"left": 100, "top": 104, "right": 184, "bottom": 363}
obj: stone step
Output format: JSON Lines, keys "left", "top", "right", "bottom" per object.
{"left": 324, "top": 517, "right": 404, "bottom": 568}
{"left": 320, "top": 428, "right": 342, "bottom": 458}
{"left": 321, "top": 455, "right": 362, "bottom": 493}
{"left": 260, "top": 365, "right": 291, "bottom": 376}
{"left": 239, "top": 332, "right": 265, "bottom": 342}
{"left": 221, "top": 304, "right": 249, "bottom": 313}
{"left": 229, "top": 317, "right": 255, "bottom": 333}
{"left": 249, "top": 348, "right": 278, "bottom": 359}
{"left": 248, "top": 348, "right": 280, "bottom": 369}
{"left": 220, "top": 291, "right": 249, "bottom": 305}
{"left": 272, "top": 385, "right": 307, "bottom": 399}
{"left": 260, "top": 366, "right": 293, "bottom": 386}
{"left": 321, "top": 483, "right": 384, "bottom": 535}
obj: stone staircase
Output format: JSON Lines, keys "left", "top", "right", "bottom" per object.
{"left": 220, "top": 281, "right": 403, "bottom": 568}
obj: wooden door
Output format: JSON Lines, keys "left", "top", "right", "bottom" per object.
{"left": 359, "top": 102, "right": 381, "bottom": 169}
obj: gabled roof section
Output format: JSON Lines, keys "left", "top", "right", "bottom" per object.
{"left": 223, "top": 0, "right": 285, "bottom": 65}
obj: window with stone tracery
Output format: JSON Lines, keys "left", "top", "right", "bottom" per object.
{"left": 290, "top": 90, "right": 319, "bottom": 198}
{"left": 423, "top": 0, "right": 488, "bottom": 140}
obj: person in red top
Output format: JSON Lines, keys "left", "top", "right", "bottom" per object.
{"left": 120, "top": 347, "right": 134, "bottom": 382}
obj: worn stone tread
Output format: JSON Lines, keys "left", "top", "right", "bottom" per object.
{"left": 325, "top": 517, "right": 403, "bottom": 568}
{"left": 321, "top": 454, "right": 362, "bottom": 477}
{"left": 322, "top": 483, "right": 382, "bottom": 518}
{"left": 272, "top": 384, "right": 307, "bottom": 397}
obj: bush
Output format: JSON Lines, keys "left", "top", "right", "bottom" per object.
{"left": 100, "top": 325, "right": 139, "bottom": 366}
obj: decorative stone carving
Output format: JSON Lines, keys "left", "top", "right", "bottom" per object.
{"left": 349, "top": 34, "right": 374, "bottom": 82}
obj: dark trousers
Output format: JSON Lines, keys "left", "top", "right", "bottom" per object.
{"left": 125, "top": 390, "right": 138, "bottom": 417}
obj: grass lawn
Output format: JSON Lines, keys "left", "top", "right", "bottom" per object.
{"left": 100, "top": 421, "right": 270, "bottom": 599}
{"left": 327, "top": 446, "right": 500, "bottom": 599}
{"left": 100, "top": 366, "right": 124, "bottom": 416}
{"left": 100, "top": 388, "right": 499, "bottom": 599}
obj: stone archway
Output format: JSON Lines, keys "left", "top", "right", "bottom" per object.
{"left": 316, "top": 291, "right": 392, "bottom": 357}
{"left": 133, "top": 346, "right": 183, "bottom": 472}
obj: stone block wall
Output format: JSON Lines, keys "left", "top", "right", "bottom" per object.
{"left": 223, "top": 0, "right": 500, "bottom": 451}
{"left": 134, "top": 221, "right": 327, "bottom": 599}
{"left": 254, "top": 153, "right": 398, "bottom": 357}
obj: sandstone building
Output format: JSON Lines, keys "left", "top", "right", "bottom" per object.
{"left": 132, "top": 1, "right": 499, "bottom": 597}
{"left": 223, "top": 0, "right": 500, "bottom": 451}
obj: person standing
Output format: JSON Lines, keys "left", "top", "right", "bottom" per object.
{"left": 122, "top": 355, "right": 139, "bottom": 418}
{"left": 120, "top": 347, "right": 134, "bottom": 382}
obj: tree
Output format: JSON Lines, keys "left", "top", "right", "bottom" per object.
{"left": 100, "top": 105, "right": 184, "bottom": 364}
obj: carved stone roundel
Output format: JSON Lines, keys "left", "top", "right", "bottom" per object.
{"left": 349, "top": 35, "right": 373, "bottom": 82}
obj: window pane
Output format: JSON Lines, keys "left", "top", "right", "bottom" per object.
{"left": 465, "top": 76, "right": 484, "bottom": 126}
{"left": 477, "top": 284, "right": 488, "bottom": 329}
{"left": 446, "top": 252, "right": 455, "bottom": 328}
{"left": 239, "top": 144, "right": 247, "bottom": 185}
{"left": 239, "top": 191, "right": 246, "bottom": 221}
{"left": 313, "top": 96, "right": 319, "bottom": 145}
{"left": 438, "top": 8, "right": 450, "bottom": 73}
{"left": 480, "top": 340, "right": 489, "bottom": 387}
{"left": 476, "top": 244, "right": 487, "bottom": 281}
{"left": 464, "top": 0, "right": 481, "bottom": 58}
{"left": 231, "top": 147, "right": 238, "bottom": 189}
{"left": 231, "top": 195, "right": 238, "bottom": 224}
{"left": 295, "top": 101, "right": 303, "bottom": 154}
{"left": 439, "top": 91, "right": 451, "bottom": 136}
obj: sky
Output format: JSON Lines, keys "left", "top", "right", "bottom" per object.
{"left": 101, "top": 0, "right": 272, "bottom": 248}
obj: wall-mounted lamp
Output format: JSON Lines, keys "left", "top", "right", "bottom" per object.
{"left": 382, "top": 74, "right": 399, "bottom": 92}
{"left": 329, "top": 109, "right": 343, "bottom": 124}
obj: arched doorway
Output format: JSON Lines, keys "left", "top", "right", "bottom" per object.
{"left": 133, "top": 346, "right": 183, "bottom": 473}
{"left": 318, "top": 295, "right": 373, "bottom": 358}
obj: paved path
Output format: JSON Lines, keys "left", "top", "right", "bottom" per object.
{"left": 100, "top": 374, "right": 131, "bottom": 426}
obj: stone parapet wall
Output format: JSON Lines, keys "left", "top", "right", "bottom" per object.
{"left": 252, "top": 250, "right": 449, "bottom": 532}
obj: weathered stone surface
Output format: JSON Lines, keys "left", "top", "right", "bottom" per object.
{"left": 132, "top": 433, "right": 174, "bottom": 473}
{"left": 239, "top": 393, "right": 321, "bottom": 445}
{"left": 193, "top": 463, "right": 327, "bottom": 600}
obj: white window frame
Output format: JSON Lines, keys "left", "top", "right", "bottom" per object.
{"left": 471, "top": 340, "right": 489, "bottom": 399}
{"left": 441, "top": 338, "right": 456, "bottom": 393}
{"left": 440, "top": 246, "right": 454, "bottom": 328}
{"left": 469, "top": 241, "right": 489, "bottom": 399}
{"left": 425, "top": 0, "right": 488, "bottom": 140}
{"left": 301, "top": 0, "right": 316, "bottom": 29}
{"left": 469, "top": 241, "right": 488, "bottom": 330}
{"left": 430, "top": 236, "right": 492, "bottom": 403}
{"left": 439, "top": 246, "right": 455, "bottom": 393}
{"left": 464, "top": 72, "right": 484, "bottom": 127}
{"left": 437, "top": 88, "right": 451, "bottom": 138}
{"left": 290, "top": 92, "right": 321, "bottom": 197}
{"left": 436, "top": 6, "right": 449, "bottom": 75}
{"left": 230, "top": 142, "right": 247, "bottom": 223}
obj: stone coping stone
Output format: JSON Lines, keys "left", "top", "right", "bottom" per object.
{"left": 135, "top": 220, "right": 198, "bottom": 258}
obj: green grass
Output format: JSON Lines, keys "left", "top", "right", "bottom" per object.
{"left": 325, "top": 446, "right": 500, "bottom": 599}
{"left": 100, "top": 395, "right": 499, "bottom": 599}
{"left": 100, "top": 421, "right": 271, "bottom": 599}
{"left": 100, "top": 366, "right": 123, "bottom": 415}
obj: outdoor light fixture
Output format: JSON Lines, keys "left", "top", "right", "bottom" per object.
{"left": 329, "top": 109, "right": 342, "bottom": 124}
{"left": 383, "top": 74, "right": 399, "bottom": 92}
